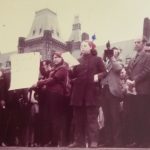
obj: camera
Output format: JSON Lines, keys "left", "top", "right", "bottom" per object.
{"left": 103, "top": 41, "right": 114, "bottom": 62}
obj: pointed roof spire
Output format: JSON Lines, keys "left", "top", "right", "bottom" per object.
{"left": 27, "top": 8, "right": 61, "bottom": 40}
{"left": 69, "top": 15, "right": 81, "bottom": 42}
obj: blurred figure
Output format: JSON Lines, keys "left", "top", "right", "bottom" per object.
{"left": 40, "top": 60, "right": 51, "bottom": 78}
{"left": 25, "top": 88, "right": 39, "bottom": 147}
{"left": 6, "top": 89, "right": 29, "bottom": 146}
{"left": 38, "top": 60, "right": 51, "bottom": 146}
{"left": 0, "top": 69, "right": 8, "bottom": 146}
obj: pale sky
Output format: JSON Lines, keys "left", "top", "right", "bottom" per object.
{"left": 0, "top": 0, "right": 150, "bottom": 53}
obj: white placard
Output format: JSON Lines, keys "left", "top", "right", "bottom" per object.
{"left": 62, "top": 52, "right": 80, "bottom": 67}
{"left": 9, "top": 52, "right": 40, "bottom": 90}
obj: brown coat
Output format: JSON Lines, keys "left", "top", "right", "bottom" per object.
{"left": 37, "top": 64, "right": 68, "bottom": 96}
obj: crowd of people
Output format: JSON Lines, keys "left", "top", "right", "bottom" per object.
{"left": 0, "top": 38, "right": 150, "bottom": 148}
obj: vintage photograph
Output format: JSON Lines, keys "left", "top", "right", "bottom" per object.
{"left": 0, "top": 0, "right": 150, "bottom": 149}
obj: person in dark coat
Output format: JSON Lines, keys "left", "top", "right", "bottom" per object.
{"left": 38, "top": 60, "right": 51, "bottom": 146}
{"left": 0, "top": 69, "right": 8, "bottom": 146}
{"left": 125, "top": 38, "right": 150, "bottom": 147}
{"left": 34, "top": 52, "right": 68, "bottom": 146}
{"left": 69, "top": 40, "right": 106, "bottom": 148}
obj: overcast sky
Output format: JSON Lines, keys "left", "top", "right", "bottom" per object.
{"left": 0, "top": 0, "right": 150, "bottom": 53}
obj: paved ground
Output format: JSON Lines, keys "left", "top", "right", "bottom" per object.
{"left": 0, "top": 147, "right": 148, "bottom": 150}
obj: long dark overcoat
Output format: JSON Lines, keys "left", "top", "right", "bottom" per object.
{"left": 71, "top": 54, "right": 106, "bottom": 106}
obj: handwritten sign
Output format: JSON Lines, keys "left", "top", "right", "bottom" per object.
{"left": 62, "top": 52, "right": 79, "bottom": 67}
{"left": 9, "top": 52, "right": 40, "bottom": 90}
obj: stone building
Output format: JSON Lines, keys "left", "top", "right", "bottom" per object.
{"left": 67, "top": 15, "right": 89, "bottom": 58}
{"left": 143, "top": 17, "right": 150, "bottom": 53}
{"left": 18, "top": 8, "right": 89, "bottom": 60}
{"left": 0, "top": 51, "right": 16, "bottom": 69}
{"left": 18, "top": 8, "right": 67, "bottom": 60}
{"left": 143, "top": 17, "right": 150, "bottom": 42}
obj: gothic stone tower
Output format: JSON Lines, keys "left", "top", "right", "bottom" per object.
{"left": 18, "top": 8, "right": 67, "bottom": 60}
{"left": 67, "top": 16, "right": 89, "bottom": 58}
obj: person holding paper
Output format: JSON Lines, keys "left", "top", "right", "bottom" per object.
{"left": 34, "top": 52, "right": 68, "bottom": 147}
{"left": 37, "top": 60, "right": 51, "bottom": 146}
{"left": 69, "top": 40, "right": 106, "bottom": 148}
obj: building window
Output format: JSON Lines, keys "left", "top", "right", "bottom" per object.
{"left": 57, "top": 32, "right": 59, "bottom": 37}
{"left": 39, "top": 28, "right": 42, "bottom": 34}
{"left": 6, "top": 61, "right": 11, "bottom": 68}
{"left": 33, "top": 30, "right": 36, "bottom": 35}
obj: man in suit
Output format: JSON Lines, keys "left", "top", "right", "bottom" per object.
{"left": 126, "top": 38, "right": 150, "bottom": 147}
{"left": 101, "top": 47, "right": 124, "bottom": 147}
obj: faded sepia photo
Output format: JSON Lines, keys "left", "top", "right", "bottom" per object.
{"left": 0, "top": 0, "right": 150, "bottom": 149}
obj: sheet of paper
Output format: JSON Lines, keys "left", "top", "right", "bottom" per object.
{"left": 126, "top": 86, "right": 137, "bottom": 95}
{"left": 9, "top": 52, "right": 40, "bottom": 90}
{"left": 62, "top": 52, "right": 80, "bottom": 67}
{"left": 94, "top": 74, "right": 99, "bottom": 82}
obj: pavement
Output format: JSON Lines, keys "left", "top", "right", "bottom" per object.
{"left": 0, "top": 147, "right": 148, "bottom": 150}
